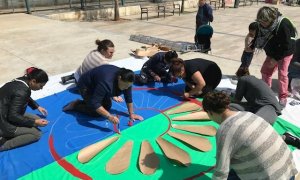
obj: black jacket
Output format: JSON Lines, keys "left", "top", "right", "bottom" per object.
{"left": 264, "top": 18, "right": 296, "bottom": 61}
{"left": 0, "top": 77, "right": 39, "bottom": 136}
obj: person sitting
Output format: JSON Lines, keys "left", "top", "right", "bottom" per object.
{"left": 229, "top": 67, "right": 282, "bottom": 125}
{"left": 134, "top": 51, "right": 178, "bottom": 85}
{"left": 0, "top": 67, "right": 49, "bottom": 151}
{"left": 169, "top": 58, "right": 222, "bottom": 99}
{"left": 63, "top": 64, "right": 143, "bottom": 126}
{"left": 202, "top": 91, "right": 298, "bottom": 179}
{"left": 61, "top": 39, "right": 115, "bottom": 84}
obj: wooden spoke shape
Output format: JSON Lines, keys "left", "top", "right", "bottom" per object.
{"left": 172, "top": 111, "right": 209, "bottom": 121}
{"left": 139, "top": 141, "right": 160, "bottom": 175}
{"left": 167, "top": 102, "right": 201, "bottom": 115}
{"left": 156, "top": 137, "right": 191, "bottom": 167}
{"left": 172, "top": 124, "right": 217, "bottom": 136}
{"left": 78, "top": 136, "right": 119, "bottom": 164}
{"left": 106, "top": 141, "right": 133, "bottom": 174}
{"left": 168, "top": 131, "right": 212, "bottom": 152}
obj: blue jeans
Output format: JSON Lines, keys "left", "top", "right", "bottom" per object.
{"left": 240, "top": 51, "right": 254, "bottom": 68}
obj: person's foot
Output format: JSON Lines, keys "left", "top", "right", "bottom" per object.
{"left": 279, "top": 98, "right": 287, "bottom": 108}
{"left": 63, "top": 100, "right": 79, "bottom": 111}
{"left": 282, "top": 132, "right": 300, "bottom": 149}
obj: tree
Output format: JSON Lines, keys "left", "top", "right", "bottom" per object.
{"left": 114, "top": 0, "right": 120, "bottom": 21}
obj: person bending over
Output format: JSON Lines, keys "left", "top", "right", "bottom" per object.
{"left": 0, "top": 67, "right": 49, "bottom": 151}
{"left": 61, "top": 39, "right": 115, "bottom": 84}
{"left": 230, "top": 67, "right": 281, "bottom": 125}
{"left": 202, "top": 91, "right": 297, "bottom": 179}
{"left": 134, "top": 51, "right": 178, "bottom": 85}
{"left": 63, "top": 64, "right": 143, "bottom": 126}
{"left": 169, "top": 58, "right": 222, "bottom": 99}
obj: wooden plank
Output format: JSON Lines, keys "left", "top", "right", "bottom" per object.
{"left": 139, "top": 141, "right": 160, "bottom": 175}
{"left": 168, "top": 131, "right": 212, "bottom": 152}
{"left": 106, "top": 141, "right": 133, "bottom": 174}
{"left": 77, "top": 136, "right": 119, "bottom": 164}
{"left": 156, "top": 137, "right": 190, "bottom": 166}
{"left": 172, "top": 111, "right": 209, "bottom": 121}
{"left": 172, "top": 124, "right": 217, "bottom": 136}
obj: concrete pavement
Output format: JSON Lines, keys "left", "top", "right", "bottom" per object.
{"left": 0, "top": 3, "right": 299, "bottom": 84}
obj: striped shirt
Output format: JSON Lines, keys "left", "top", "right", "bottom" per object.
{"left": 213, "top": 111, "right": 298, "bottom": 180}
{"left": 75, "top": 50, "right": 109, "bottom": 80}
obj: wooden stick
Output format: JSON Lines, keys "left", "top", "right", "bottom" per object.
{"left": 77, "top": 136, "right": 119, "bottom": 164}
{"left": 172, "top": 111, "right": 209, "bottom": 121}
{"left": 166, "top": 102, "right": 201, "bottom": 115}
{"left": 139, "top": 141, "right": 160, "bottom": 175}
{"left": 168, "top": 131, "right": 212, "bottom": 152}
{"left": 106, "top": 141, "right": 133, "bottom": 174}
{"left": 172, "top": 124, "right": 217, "bottom": 136}
{"left": 156, "top": 137, "right": 191, "bottom": 166}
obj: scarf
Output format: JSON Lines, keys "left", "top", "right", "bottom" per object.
{"left": 255, "top": 15, "right": 284, "bottom": 49}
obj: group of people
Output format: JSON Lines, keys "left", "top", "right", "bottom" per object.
{"left": 0, "top": 4, "right": 299, "bottom": 179}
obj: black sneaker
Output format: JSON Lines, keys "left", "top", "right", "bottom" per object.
{"left": 282, "top": 132, "right": 300, "bottom": 149}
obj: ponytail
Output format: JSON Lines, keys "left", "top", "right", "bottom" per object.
{"left": 25, "top": 67, "right": 49, "bottom": 83}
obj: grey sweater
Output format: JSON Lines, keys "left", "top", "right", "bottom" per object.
{"left": 213, "top": 111, "right": 297, "bottom": 179}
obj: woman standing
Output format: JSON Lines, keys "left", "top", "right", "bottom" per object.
{"left": 254, "top": 6, "right": 297, "bottom": 107}
{"left": 0, "top": 67, "right": 49, "bottom": 151}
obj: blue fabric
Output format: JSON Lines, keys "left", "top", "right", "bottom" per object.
{"left": 0, "top": 79, "right": 185, "bottom": 179}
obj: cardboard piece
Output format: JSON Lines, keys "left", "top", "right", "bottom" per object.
{"left": 167, "top": 102, "right": 201, "bottom": 115}
{"left": 131, "top": 46, "right": 160, "bottom": 57}
{"left": 168, "top": 131, "right": 212, "bottom": 152}
{"left": 77, "top": 136, "right": 119, "bottom": 163}
{"left": 156, "top": 137, "right": 191, "bottom": 166}
{"left": 172, "top": 124, "right": 217, "bottom": 136}
{"left": 172, "top": 111, "right": 209, "bottom": 121}
{"left": 106, "top": 141, "right": 133, "bottom": 174}
{"left": 139, "top": 141, "right": 160, "bottom": 175}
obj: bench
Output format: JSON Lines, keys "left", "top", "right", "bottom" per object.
{"left": 158, "top": 1, "right": 181, "bottom": 18}
{"left": 140, "top": 5, "right": 159, "bottom": 20}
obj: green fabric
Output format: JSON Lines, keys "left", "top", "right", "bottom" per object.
{"left": 20, "top": 113, "right": 218, "bottom": 180}
{"left": 20, "top": 111, "right": 300, "bottom": 180}
{"left": 273, "top": 117, "right": 300, "bottom": 151}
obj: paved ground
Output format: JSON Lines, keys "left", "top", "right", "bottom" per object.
{"left": 0, "top": 3, "right": 299, "bottom": 84}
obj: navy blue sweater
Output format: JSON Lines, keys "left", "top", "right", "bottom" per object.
{"left": 78, "top": 65, "right": 132, "bottom": 110}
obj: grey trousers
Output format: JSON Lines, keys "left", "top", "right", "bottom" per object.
{"left": 0, "top": 113, "right": 41, "bottom": 151}
{"left": 229, "top": 103, "right": 278, "bottom": 125}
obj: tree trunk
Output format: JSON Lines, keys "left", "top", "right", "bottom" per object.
{"left": 114, "top": 0, "right": 120, "bottom": 21}
{"left": 181, "top": 0, "right": 184, "bottom": 13}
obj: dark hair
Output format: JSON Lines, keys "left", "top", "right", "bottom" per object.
{"left": 25, "top": 67, "right": 48, "bottom": 83}
{"left": 235, "top": 67, "right": 250, "bottom": 77}
{"left": 202, "top": 91, "right": 230, "bottom": 114}
{"left": 169, "top": 58, "right": 184, "bottom": 76}
{"left": 164, "top": 50, "right": 178, "bottom": 63}
{"left": 249, "top": 22, "right": 258, "bottom": 31}
{"left": 95, "top": 39, "right": 114, "bottom": 52}
{"left": 118, "top": 68, "right": 135, "bottom": 82}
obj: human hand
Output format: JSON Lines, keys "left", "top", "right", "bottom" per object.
{"left": 183, "top": 92, "right": 190, "bottom": 99}
{"left": 35, "top": 119, "right": 49, "bottom": 127}
{"left": 37, "top": 106, "right": 48, "bottom": 117}
{"left": 113, "top": 96, "right": 124, "bottom": 102}
{"left": 154, "top": 75, "right": 161, "bottom": 82}
{"left": 108, "top": 115, "right": 120, "bottom": 124}
{"left": 130, "top": 114, "right": 144, "bottom": 121}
